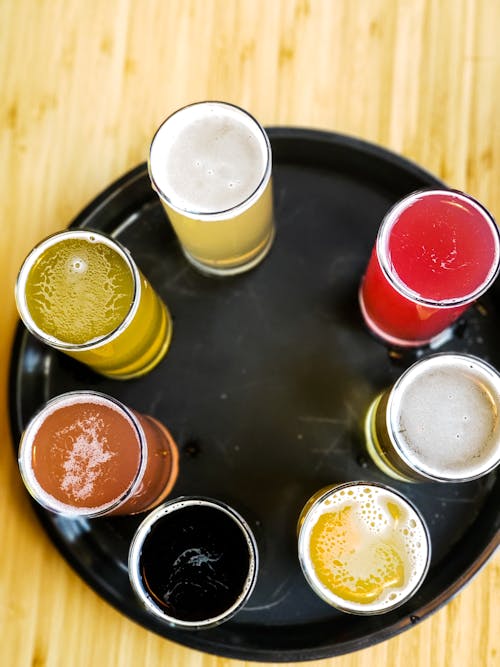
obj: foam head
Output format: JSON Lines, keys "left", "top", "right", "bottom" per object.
{"left": 389, "top": 353, "right": 500, "bottom": 481}
{"left": 149, "top": 101, "right": 271, "bottom": 217}
{"left": 298, "top": 482, "right": 430, "bottom": 614}
{"left": 18, "top": 391, "right": 145, "bottom": 517}
{"left": 16, "top": 230, "right": 138, "bottom": 349}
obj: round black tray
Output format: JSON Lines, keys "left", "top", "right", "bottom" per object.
{"left": 9, "top": 129, "right": 500, "bottom": 662}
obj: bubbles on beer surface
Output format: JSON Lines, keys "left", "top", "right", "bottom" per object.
{"left": 58, "top": 413, "right": 116, "bottom": 501}
{"left": 68, "top": 256, "right": 88, "bottom": 274}
{"left": 155, "top": 104, "right": 268, "bottom": 213}
{"left": 394, "top": 355, "right": 500, "bottom": 478}
{"left": 386, "top": 191, "right": 498, "bottom": 301}
{"left": 303, "top": 485, "right": 429, "bottom": 611}
{"left": 25, "top": 394, "right": 141, "bottom": 513}
{"left": 25, "top": 238, "right": 134, "bottom": 345}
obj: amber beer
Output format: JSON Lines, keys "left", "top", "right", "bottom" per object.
{"left": 149, "top": 101, "right": 274, "bottom": 276}
{"left": 18, "top": 391, "right": 179, "bottom": 517}
{"left": 297, "top": 482, "right": 430, "bottom": 614}
{"left": 365, "top": 353, "right": 500, "bottom": 482}
{"left": 15, "top": 230, "right": 172, "bottom": 379}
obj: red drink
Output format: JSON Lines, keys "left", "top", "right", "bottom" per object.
{"left": 359, "top": 190, "right": 500, "bottom": 347}
{"left": 18, "top": 391, "right": 179, "bottom": 517}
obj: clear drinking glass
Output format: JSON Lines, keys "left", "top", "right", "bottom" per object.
{"left": 297, "top": 482, "right": 431, "bottom": 615}
{"left": 18, "top": 391, "right": 179, "bottom": 517}
{"left": 364, "top": 353, "right": 500, "bottom": 482}
{"left": 149, "top": 101, "right": 274, "bottom": 276}
{"left": 15, "top": 229, "right": 172, "bottom": 379}
{"left": 128, "top": 496, "right": 259, "bottom": 629}
{"left": 359, "top": 189, "right": 500, "bottom": 347}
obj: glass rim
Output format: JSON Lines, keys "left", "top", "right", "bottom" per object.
{"left": 376, "top": 188, "right": 500, "bottom": 308}
{"left": 148, "top": 100, "right": 272, "bottom": 221}
{"left": 15, "top": 229, "right": 140, "bottom": 351}
{"left": 297, "top": 481, "right": 431, "bottom": 615}
{"left": 386, "top": 352, "right": 500, "bottom": 482}
{"left": 18, "top": 390, "right": 148, "bottom": 518}
{"left": 128, "top": 495, "right": 259, "bottom": 629}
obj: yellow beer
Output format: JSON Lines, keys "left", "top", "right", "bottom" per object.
{"left": 165, "top": 178, "right": 274, "bottom": 273}
{"left": 149, "top": 101, "right": 274, "bottom": 276}
{"left": 297, "top": 482, "right": 430, "bottom": 614}
{"left": 16, "top": 230, "right": 172, "bottom": 379}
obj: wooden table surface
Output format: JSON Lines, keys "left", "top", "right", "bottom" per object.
{"left": 1, "top": 1, "right": 498, "bottom": 666}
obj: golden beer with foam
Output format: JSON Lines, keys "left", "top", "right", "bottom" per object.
{"left": 16, "top": 230, "right": 172, "bottom": 379}
{"left": 297, "top": 482, "right": 430, "bottom": 614}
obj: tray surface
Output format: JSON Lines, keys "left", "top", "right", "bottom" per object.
{"left": 9, "top": 129, "right": 500, "bottom": 662}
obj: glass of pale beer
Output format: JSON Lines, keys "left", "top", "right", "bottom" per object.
{"left": 149, "top": 101, "right": 274, "bottom": 276}
{"left": 297, "top": 482, "right": 431, "bottom": 615}
{"left": 364, "top": 353, "right": 500, "bottom": 482}
{"left": 15, "top": 230, "right": 172, "bottom": 379}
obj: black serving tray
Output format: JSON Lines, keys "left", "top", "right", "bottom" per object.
{"left": 9, "top": 129, "right": 500, "bottom": 662}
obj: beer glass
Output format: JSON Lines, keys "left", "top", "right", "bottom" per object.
{"left": 149, "top": 101, "right": 274, "bottom": 276}
{"left": 15, "top": 229, "right": 172, "bottom": 379}
{"left": 359, "top": 189, "right": 500, "bottom": 347}
{"left": 18, "top": 391, "right": 179, "bottom": 517}
{"left": 297, "top": 482, "right": 431, "bottom": 615}
{"left": 365, "top": 353, "right": 500, "bottom": 482}
{"left": 128, "top": 497, "right": 258, "bottom": 629}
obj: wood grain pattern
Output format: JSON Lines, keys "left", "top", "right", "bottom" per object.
{"left": 1, "top": 1, "right": 498, "bottom": 666}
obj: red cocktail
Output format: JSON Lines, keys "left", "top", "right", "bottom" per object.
{"left": 359, "top": 189, "right": 500, "bottom": 347}
{"left": 18, "top": 391, "right": 179, "bottom": 517}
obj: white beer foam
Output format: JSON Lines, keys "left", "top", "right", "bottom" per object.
{"left": 150, "top": 102, "right": 269, "bottom": 215}
{"left": 59, "top": 415, "right": 115, "bottom": 501}
{"left": 300, "top": 484, "right": 430, "bottom": 613}
{"left": 391, "top": 355, "right": 500, "bottom": 479}
{"left": 19, "top": 393, "right": 140, "bottom": 516}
